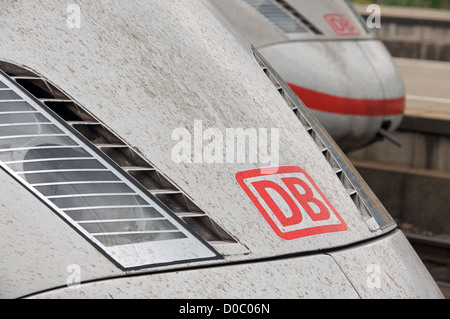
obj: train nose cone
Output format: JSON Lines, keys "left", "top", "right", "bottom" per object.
{"left": 258, "top": 40, "right": 405, "bottom": 152}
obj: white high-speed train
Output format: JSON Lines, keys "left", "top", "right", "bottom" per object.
{"left": 211, "top": 0, "right": 405, "bottom": 152}
{"left": 0, "top": 0, "right": 442, "bottom": 299}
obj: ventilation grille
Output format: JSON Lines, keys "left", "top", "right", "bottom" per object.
{"left": 242, "top": 0, "right": 321, "bottom": 37}
{"left": 253, "top": 50, "right": 395, "bottom": 232}
{"left": 0, "top": 62, "right": 246, "bottom": 268}
{"left": 274, "top": 0, "right": 322, "bottom": 34}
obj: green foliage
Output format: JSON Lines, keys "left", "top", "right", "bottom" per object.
{"left": 350, "top": 0, "right": 450, "bottom": 9}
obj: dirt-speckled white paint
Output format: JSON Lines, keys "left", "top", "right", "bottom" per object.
{"left": 30, "top": 254, "right": 361, "bottom": 299}
{"left": 0, "top": 169, "right": 121, "bottom": 299}
{"left": 329, "top": 230, "right": 443, "bottom": 298}
{"left": 28, "top": 230, "right": 443, "bottom": 299}
{"left": 0, "top": 0, "right": 442, "bottom": 298}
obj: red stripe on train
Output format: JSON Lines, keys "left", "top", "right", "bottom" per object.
{"left": 288, "top": 82, "right": 405, "bottom": 116}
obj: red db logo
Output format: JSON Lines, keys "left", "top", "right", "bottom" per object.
{"left": 236, "top": 166, "right": 347, "bottom": 240}
{"left": 324, "top": 14, "right": 360, "bottom": 36}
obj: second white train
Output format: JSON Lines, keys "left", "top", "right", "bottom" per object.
{"left": 212, "top": 0, "right": 405, "bottom": 152}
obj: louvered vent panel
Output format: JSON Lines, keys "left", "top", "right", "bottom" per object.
{"left": 242, "top": 0, "right": 321, "bottom": 36}
{"left": 0, "top": 63, "right": 248, "bottom": 269}
{"left": 0, "top": 64, "right": 240, "bottom": 249}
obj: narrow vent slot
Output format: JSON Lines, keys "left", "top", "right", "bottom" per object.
{"left": 44, "top": 101, "right": 96, "bottom": 123}
{"left": 72, "top": 124, "right": 124, "bottom": 147}
{"left": 128, "top": 170, "right": 166, "bottom": 190}
{"left": 182, "top": 216, "right": 236, "bottom": 243}
{"left": 101, "top": 147, "right": 149, "bottom": 169}
{"left": 155, "top": 193, "right": 196, "bottom": 215}
{"left": 15, "top": 78, "right": 67, "bottom": 100}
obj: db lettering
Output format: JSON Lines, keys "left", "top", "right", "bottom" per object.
{"left": 236, "top": 166, "right": 347, "bottom": 240}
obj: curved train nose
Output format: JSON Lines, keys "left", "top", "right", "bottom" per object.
{"left": 259, "top": 39, "right": 405, "bottom": 152}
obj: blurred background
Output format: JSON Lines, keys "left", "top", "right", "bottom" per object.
{"left": 347, "top": 0, "right": 450, "bottom": 297}
{"left": 352, "top": 0, "right": 449, "bottom": 10}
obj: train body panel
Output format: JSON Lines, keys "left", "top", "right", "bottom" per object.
{"left": 329, "top": 230, "right": 443, "bottom": 299}
{"left": 0, "top": 168, "right": 121, "bottom": 299}
{"left": 28, "top": 230, "right": 442, "bottom": 299}
{"left": 0, "top": 0, "right": 441, "bottom": 298}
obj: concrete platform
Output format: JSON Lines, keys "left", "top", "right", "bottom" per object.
{"left": 396, "top": 58, "right": 450, "bottom": 122}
